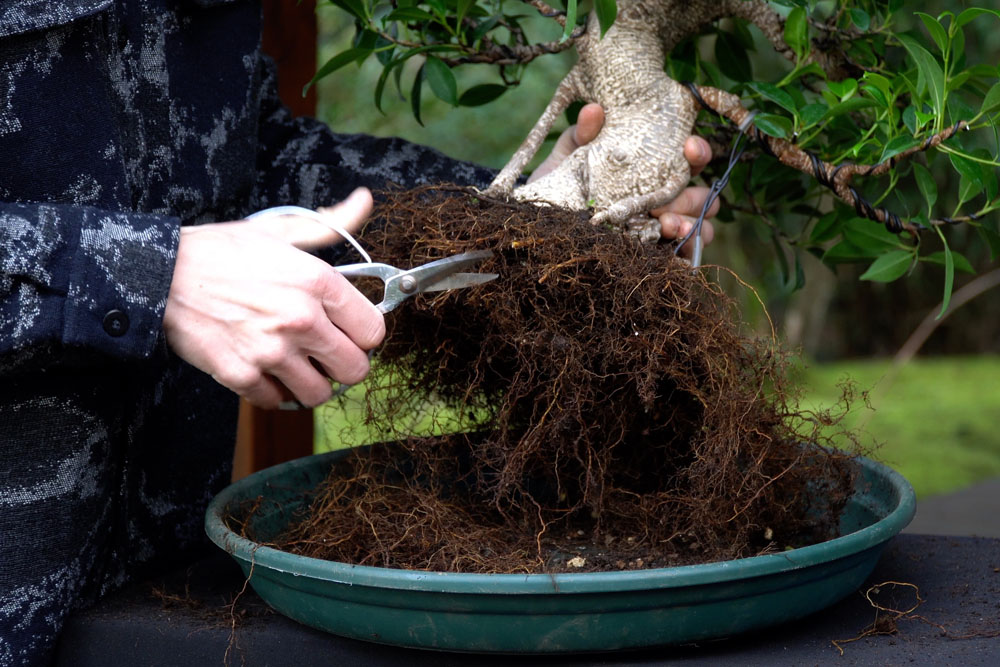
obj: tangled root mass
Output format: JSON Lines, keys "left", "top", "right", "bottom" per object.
{"left": 259, "top": 186, "right": 858, "bottom": 573}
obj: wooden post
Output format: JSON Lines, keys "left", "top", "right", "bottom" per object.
{"left": 232, "top": 0, "right": 318, "bottom": 481}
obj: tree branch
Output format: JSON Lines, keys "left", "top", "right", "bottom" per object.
{"left": 691, "top": 85, "right": 972, "bottom": 235}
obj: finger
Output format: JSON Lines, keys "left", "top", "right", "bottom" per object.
{"left": 315, "top": 187, "right": 373, "bottom": 243}
{"left": 305, "top": 319, "right": 374, "bottom": 387}
{"left": 245, "top": 188, "right": 373, "bottom": 250}
{"left": 683, "top": 135, "right": 712, "bottom": 177}
{"left": 268, "top": 356, "right": 337, "bottom": 408}
{"left": 650, "top": 186, "right": 720, "bottom": 220}
{"left": 527, "top": 105, "right": 606, "bottom": 184}
{"left": 659, "top": 214, "right": 716, "bottom": 256}
{"left": 573, "top": 103, "right": 605, "bottom": 147}
{"left": 212, "top": 365, "right": 287, "bottom": 409}
{"left": 319, "top": 270, "right": 386, "bottom": 350}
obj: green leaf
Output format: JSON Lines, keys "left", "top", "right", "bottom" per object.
{"left": 849, "top": 8, "right": 871, "bottom": 32}
{"left": 897, "top": 34, "right": 946, "bottom": 118}
{"left": 980, "top": 82, "right": 1000, "bottom": 116}
{"left": 456, "top": 0, "right": 476, "bottom": 26}
{"left": 469, "top": 16, "right": 499, "bottom": 45}
{"left": 976, "top": 224, "right": 1000, "bottom": 261}
{"left": 772, "top": 234, "right": 790, "bottom": 286}
{"left": 913, "top": 162, "right": 938, "bottom": 212}
{"left": 792, "top": 252, "right": 806, "bottom": 291}
{"left": 809, "top": 210, "right": 840, "bottom": 243}
{"left": 424, "top": 56, "right": 457, "bottom": 106}
{"left": 753, "top": 113, "right": 792, "bottom": 138}
{"left": 410, "top": 63, "right": 424, "bottom": 126}
{"left": 915, "top": 12, "right": 948, "bottom": 55}
{"left": 715, "top": 31, "right": 752, "bottom": 82}
{"left": 822, "top": 240, "right": 869, "bottom": 264}
{"left": 949, "top": 153, "right": 984, "bottom": 190}
{"left": 826, "top": 97, "right": 877, "bottom": 119}
{"left": 594, "top": 0, "right": 617, "bottom": 38}
{"left": 879, "top": 135, "right": 921, "bottom": 163}
{"left": 305, "top": 47, "right": 370, "bottom": 94}
{"left": 560, "top": 0, "right": 578, "bottom": 43}
{"left": 385, "top": 7, "right": 434, "bottom": 22}
{"left": 902, "top": 106, "right": 919, "bottom": 134}
{"left": 748, "top": 82, "right": 797, "bottom": 114}
{"left": 783, "top": 6, "right": 808, "bottom": 58}
{"left": 373, "top": 45, "right": 459, "bottom": 112}
{"left": 934, "top": 228, "right": 955, "bottom": 318}
{"left": 458, "top": 83, "right": 507, "bottom": 106}
{"left": 827, "top": 78, "right": 858, "bottom": 101}
{"left": 956, "top": 7, "right": 1000, "bottom": 28}
{"left": 859, "top": 250, "right": 913, "bottom": 282}
{"left": 799, "top": 103, "right": 828, "bottom": 128}
{"left": 946, "top": 71, "right": 972, "bottom": 94}
{"left": 862, "top": 83, "right": 887, "bottom": 108}
{"left": 958, "top": 173, "right": 984, "bottom": 204}
{"left": 923, "top": 250, "right": 974, "bottom": 274}
{"left": 862, "top": 72, "right": 892, "bottom": 99}
{"left": 329, "top": 0, "right": 369, "bottom": 22}
{"left": 842, "top": 217, "right": 903, "bottom": 252}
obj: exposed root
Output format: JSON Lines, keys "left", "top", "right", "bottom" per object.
{"left": 832, "top": 580, "right": 1000, "bottom": 655}
{"left": 240, "top": 185, "right": 860, "bottom": 573}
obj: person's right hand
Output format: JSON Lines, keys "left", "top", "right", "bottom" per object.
{"left": 163, "top": 188, "right": 385, "bottom": 409}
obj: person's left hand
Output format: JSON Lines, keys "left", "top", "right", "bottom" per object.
{"left": 531, "top": 103, "right": 718, "bottom": 258}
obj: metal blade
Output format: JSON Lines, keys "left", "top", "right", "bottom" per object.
{"left": 404, "top": 250, "right": 495, "bottom": 292}
{"left": 420, "top": 272, "right": 499, "bottom": 292}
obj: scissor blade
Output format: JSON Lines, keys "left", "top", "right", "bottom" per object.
{"left": 405, "top": 250, "right": 495, "bottom": 292}
{"left": 420, "top": 272, "right": 499, "bottom": 292}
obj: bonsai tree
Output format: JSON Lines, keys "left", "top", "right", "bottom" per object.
{"left": 263, "top": 1, "right": 1000, "bottom": 573}
{"left": 314, "top": 0, "right": 1000, "bottom": 313}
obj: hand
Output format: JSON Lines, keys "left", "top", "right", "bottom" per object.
{"left": 530, "top": 103, "right": 718, "bottom": 257}
{"left": 163, "top": 188, "right": 385, "bottom": 409}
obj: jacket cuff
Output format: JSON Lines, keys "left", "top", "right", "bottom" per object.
{"left": 61, "top": 208, "right": 180, "bottom": 360}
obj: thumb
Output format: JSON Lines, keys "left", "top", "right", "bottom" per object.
{"left": 246, "top": 188, "right": 374, "bottom": 250}
{"left": 572, "top": 103, "right": 604, "bottom": 147}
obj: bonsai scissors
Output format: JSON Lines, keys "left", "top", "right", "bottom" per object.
{"left": 245, "top": 205, "right": 498, "bottom": 310}
{"left": 335, "top": 250, "right": 498, "bottom": 313}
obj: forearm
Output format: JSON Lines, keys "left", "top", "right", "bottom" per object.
{"left": 0, "top": 202, "right": 179, "bottom": 368}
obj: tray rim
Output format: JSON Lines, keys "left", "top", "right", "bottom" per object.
{"left": 205, "top": 447, "right": 915, "bottom": 596}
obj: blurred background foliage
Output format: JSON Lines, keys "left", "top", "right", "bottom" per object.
{"left": 312, "top": 1, "right": 1000, "bottom": 497}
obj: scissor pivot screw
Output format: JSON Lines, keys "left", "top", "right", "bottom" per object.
{"left": 399, "top": 275, "right": 419, "bottom": 294}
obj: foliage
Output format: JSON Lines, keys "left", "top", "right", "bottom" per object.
{"left": 312, "top": 0, "right": 1000, "bottom": 312}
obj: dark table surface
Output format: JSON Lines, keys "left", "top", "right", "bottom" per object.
{"left": 53, "top": 533, "right": 999, "bottom": 666}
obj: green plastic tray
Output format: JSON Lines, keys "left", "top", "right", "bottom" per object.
{"left": 205, "top": 448, "right": 914, "bottom": 653}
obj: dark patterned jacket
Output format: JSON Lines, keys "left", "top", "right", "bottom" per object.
{"left": 0, "top": 1, "right": 492, "bottom": 664}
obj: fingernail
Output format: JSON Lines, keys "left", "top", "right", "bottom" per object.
{"left": 697, "top": 140, "right": 710, "bottom": 162}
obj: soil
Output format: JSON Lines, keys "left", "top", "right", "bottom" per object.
{"left": 235, "top": 185, "right": 861, "bottom": 574}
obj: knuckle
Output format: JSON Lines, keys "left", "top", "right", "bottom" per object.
{"left": 252, "top": 340, "right": 290, "bottom": 370}
{"left": 216, "top": 367, "right": 262, "bottom": 395}
{"left": 337, "top": 352, "right": 371, "bottom": 387}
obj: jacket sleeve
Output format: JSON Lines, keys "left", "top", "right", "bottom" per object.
{"left": 252, "top": 56, "right": 497, "bottom": 211}
{"left": 0, "top": 202, "right": 179, "bottom": 367}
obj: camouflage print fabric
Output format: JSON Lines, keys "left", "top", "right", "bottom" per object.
{"left": 0, "top": 1, "right": 493, "bottom": 664}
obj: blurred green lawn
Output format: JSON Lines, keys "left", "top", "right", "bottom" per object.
{"left": 315, "top": 356, "right": 1000, "bottom": 500}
